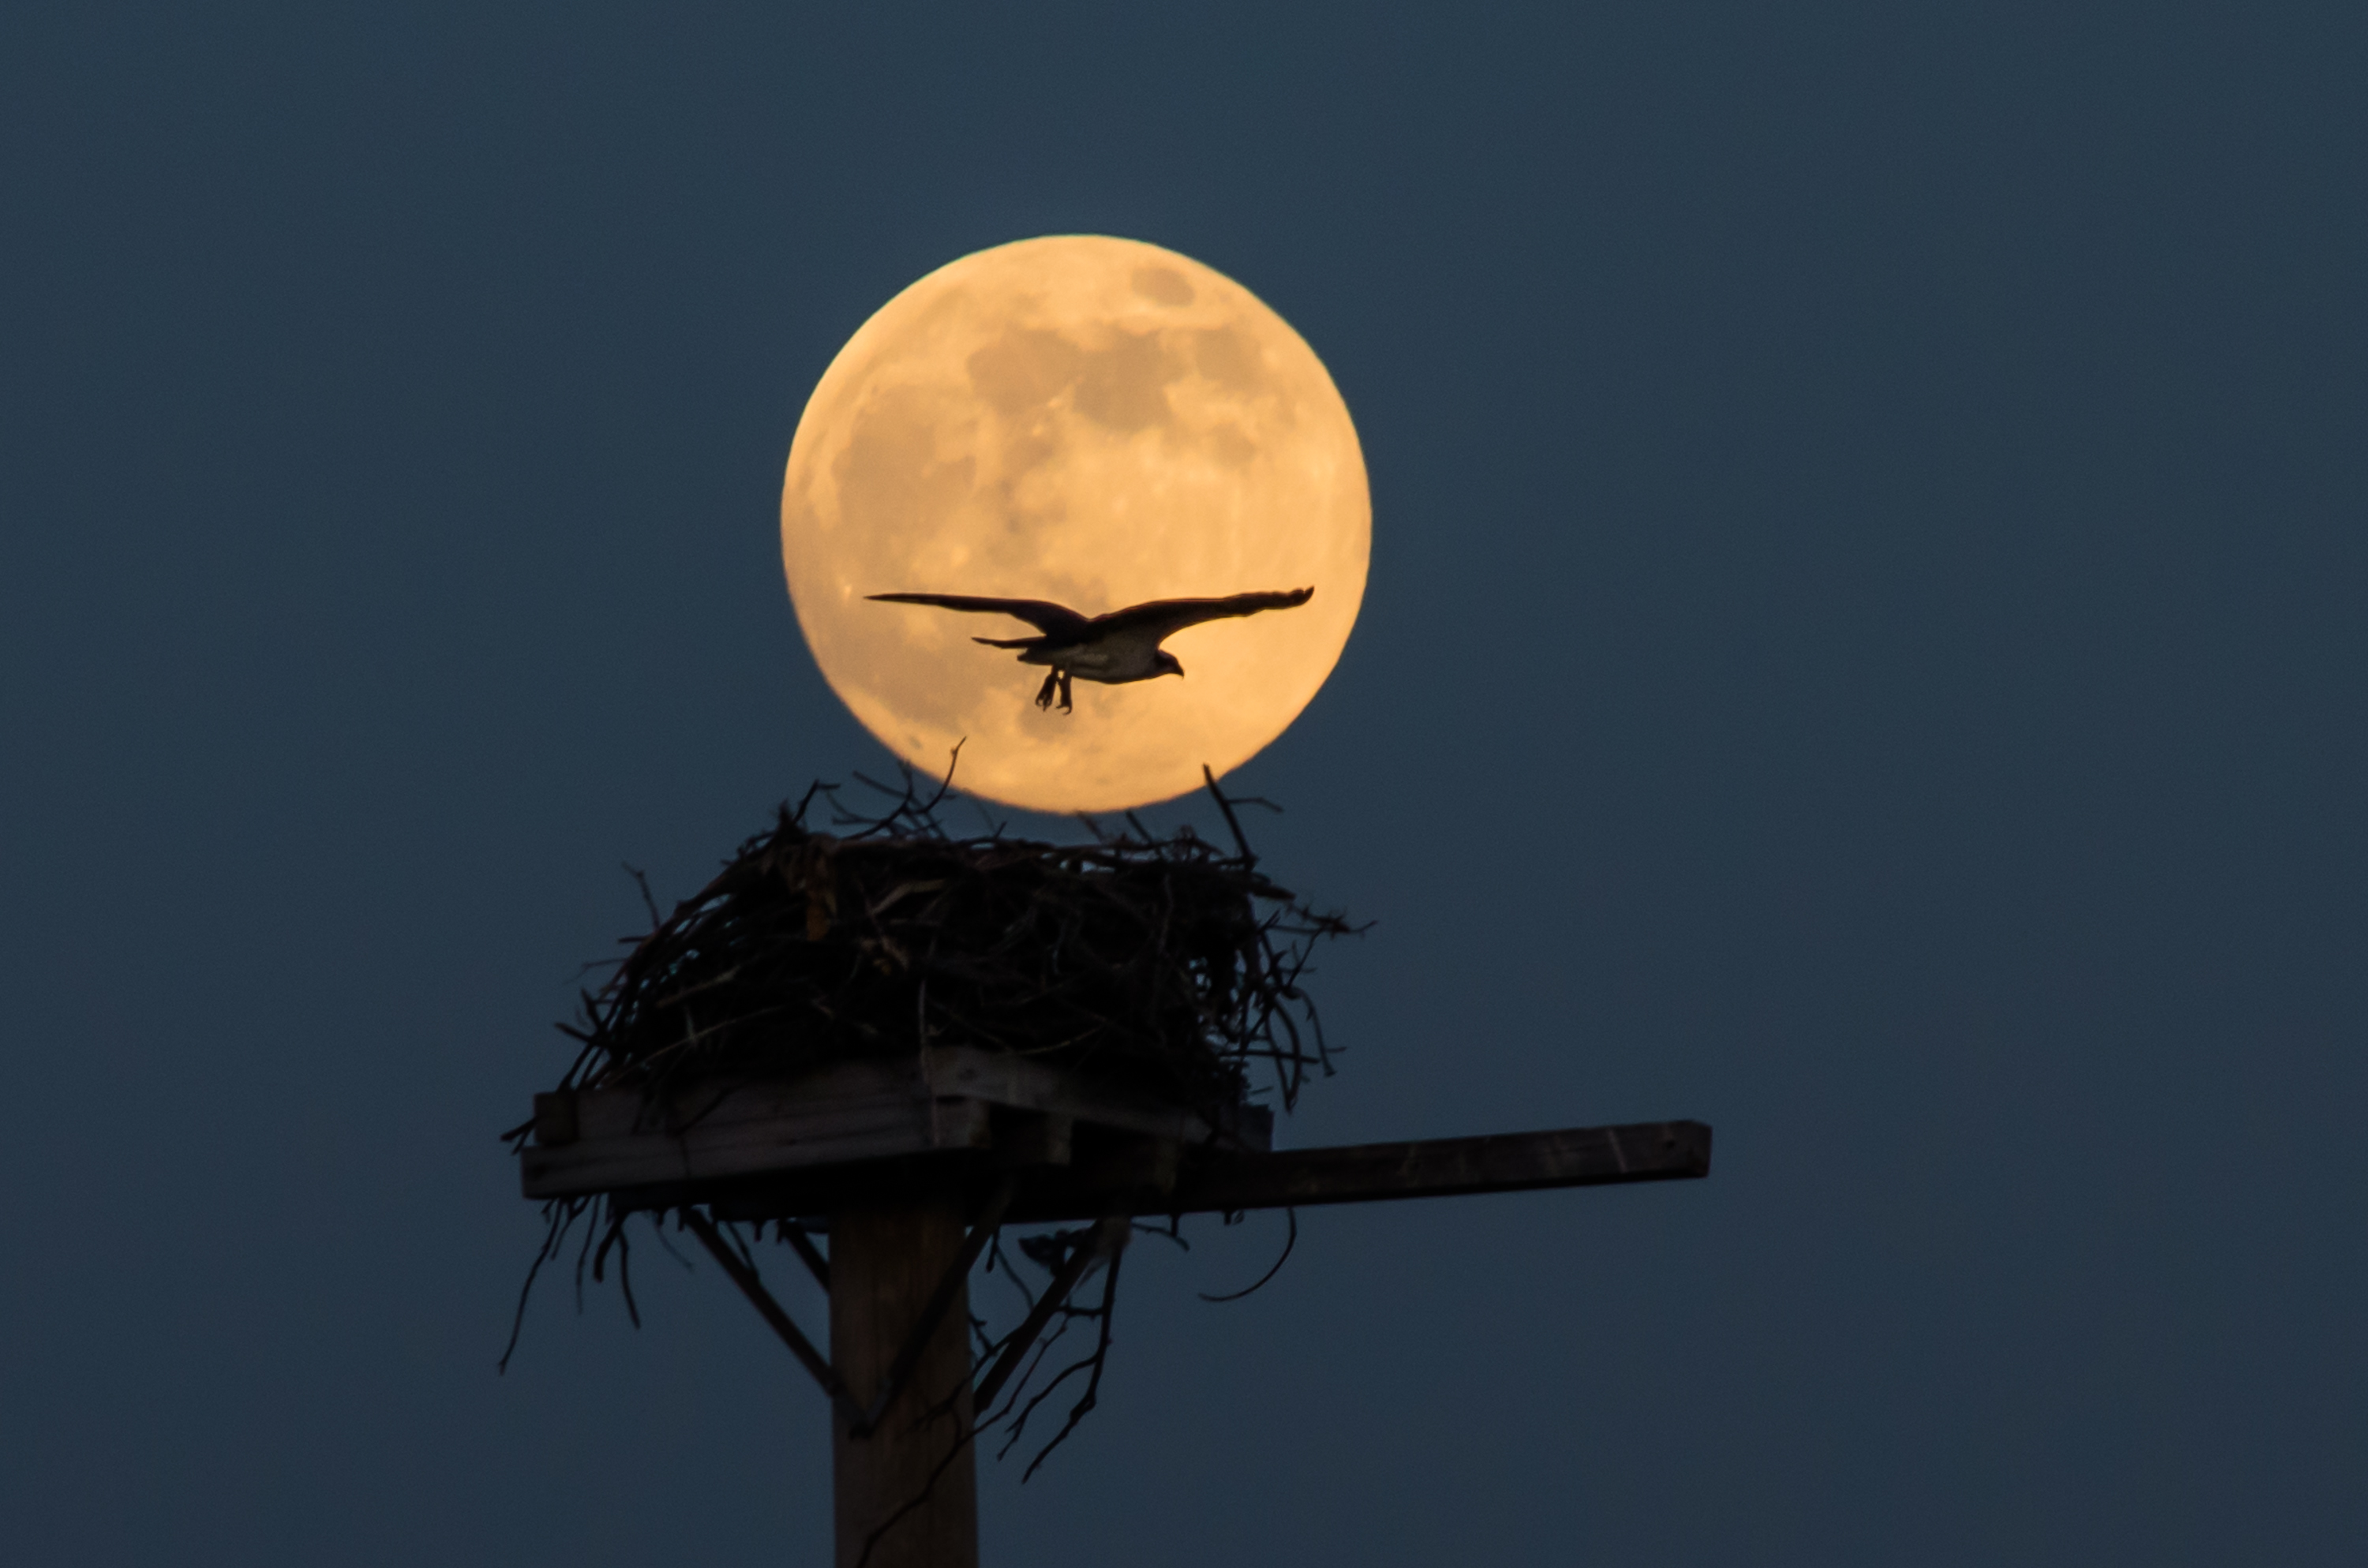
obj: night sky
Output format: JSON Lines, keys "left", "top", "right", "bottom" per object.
{"left": 5, "top": 6, "right": 2364, "bottom": 1565}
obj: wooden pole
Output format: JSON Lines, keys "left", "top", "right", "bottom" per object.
{"left": 830, "top": 1201, "right": 980, "bottom": 1568}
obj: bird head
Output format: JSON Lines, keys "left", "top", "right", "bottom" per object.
{"left": 1155, "top": 651, "right": 1185, "bottom": 679}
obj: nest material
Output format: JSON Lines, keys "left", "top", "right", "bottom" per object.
{"left": 556, "top": 764, "right": 1355, "bottom": 1132}
{"left": 505, "top": 764, "right": 1354, "bottom": 1503}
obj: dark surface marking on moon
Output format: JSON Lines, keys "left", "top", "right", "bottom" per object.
{"left": 1073, "top": 330, "right": 1178, "bottom": 432}
{"left": 1131, "top": 265, "right": 1194, "bottom": 305}
{"left": 1208, "top": 424, "right": 1257, "bottom": 467}
{"left": 1192, "top": 326, "right": 1263, "bottom": 391}
{"left": 968, "top": 327, "right": 1084, "bottom": 414}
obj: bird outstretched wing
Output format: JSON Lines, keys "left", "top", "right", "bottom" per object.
{"left": 867, "top": 593, "right": 1092, "bottom": 638}
{"left": 1092, "top": 586, "right": 1315, "bottom": 642}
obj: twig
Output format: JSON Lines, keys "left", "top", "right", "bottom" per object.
{"left": 1198, "top": 1208, "right": 1297, "bottom": 1303}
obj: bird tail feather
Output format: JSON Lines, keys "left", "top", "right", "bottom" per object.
{"left": 973, "top": 634, "right": 1040, "bottom": 649}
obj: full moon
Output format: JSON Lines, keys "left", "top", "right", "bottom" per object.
{"left": 781, "top": 235, "right": 1369, "bottom": 814}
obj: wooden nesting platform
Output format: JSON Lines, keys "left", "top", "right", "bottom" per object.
{"left": 520, "top": 1046, "right": 1711, "bottom": 1222}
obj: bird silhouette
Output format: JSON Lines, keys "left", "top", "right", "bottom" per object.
{"left": 868, "top": 586, "right": 1315, "bottom": 713}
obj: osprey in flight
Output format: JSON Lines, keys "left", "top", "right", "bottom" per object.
{"left": 868, "top": 586, "right": 1315, "bottom": 713}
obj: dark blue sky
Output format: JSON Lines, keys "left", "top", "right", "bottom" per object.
{"left": 4, "top": 5, "right": 2362, "bottom": 1564}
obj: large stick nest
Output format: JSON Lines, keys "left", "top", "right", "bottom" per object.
{"left": 556, "top": 762, "right": 1357, "bottom": 1130}
{"left": 505, "top": 763, "right": 1358, "bottom": 1506}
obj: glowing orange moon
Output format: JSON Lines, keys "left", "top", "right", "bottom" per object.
{"left": 780, "top": 235, "right": 1369, "bottom": 814}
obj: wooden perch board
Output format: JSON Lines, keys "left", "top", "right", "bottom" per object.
{"left": 1122, "top": 1119, "right": 1712, "bottom": 1218}
{"left": 546, "top": 1103, "right": 1710, "bottom": 1222}
{"left": 895, "top": 1117, "right": 1714, "bottom": 1231}
{"left": 696, "top": 1119, "right": 1714, "bottom": 1224}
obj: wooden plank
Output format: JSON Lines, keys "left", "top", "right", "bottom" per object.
{"left": 1132, "top": 1119, "right": 1712, "bottom": 1218}
{"left": 922, "top": 1047, "right": 1271, "bottom": 1151}
{"left": 680, "top": 1121, "right": 1711, "bottom": 1226}
{"left": 519, "top": 1050, "right": 1268, "bottom": 1201}
{"left": 520, "top": 1063, "right": 991, "bottom": 1199}
{"left": 520, "top": 1098, "right": 984, "bottom": 1199}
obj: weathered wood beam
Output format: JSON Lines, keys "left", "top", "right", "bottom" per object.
{"left": 1010, "top": 1120, "right": 1713, "bottom": 1223}
{"left": 521, "top": 1063, "right": 987, "bottom": 1199}
{"left": 783, "top": 1223, "right": 833, "bottom": 1292}
{"left": 519, "top": 1049, "right": 1268, "bottom": 1202}
{"left": 972, "top": 1215, "right": 1130, "bottom": 1412}
{"left": 678, "top": 1208, "right": 860, "bottom": 1426}
{"left": 665, "top": 1120, "right": 1711, "bottom": 1226}
{"left": 846, "top": 1175, "right": 1016, "bottom": 1439}
{"left": 831, "top": 1200, "right": 979, "bottom": 1568}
